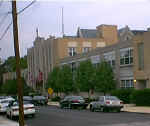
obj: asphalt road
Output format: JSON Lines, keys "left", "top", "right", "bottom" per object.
{"left": 23, "top": 105, "right": 150, "bottom": 126}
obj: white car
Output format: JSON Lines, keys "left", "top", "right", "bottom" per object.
{"left": 0, "top": 97, "right": 15, "bottom": 113}
{"left": 6, "top": 101, "right": 36, "bottom": 119}
{"left": 90, "top": 96, "right": 124, "bottom": 112}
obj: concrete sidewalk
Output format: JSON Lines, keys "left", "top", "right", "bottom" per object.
{"left": 0, "top": 116, "right": 19, "bottom": 126}
{"left": 48, "top": 102, "right": 150, "bottom": 114}
{"left": 122, "top": 104, "right": 150, "bottom": 114}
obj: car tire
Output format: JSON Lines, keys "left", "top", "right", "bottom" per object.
{"left": 10, "top": 112, "right": 14, "bottom": 120}
{"left": 68, "top": 103, "right": 72, "bottom": 109}
{"left": 90, "top": 105, "right": 95, "bottom": 112}
{"left": 117, "top": 108, "right": 121, "bottom": 113}
{"left": 6, "top": 114, "right": 9, "bottom": 118}
{"left": 103, "top": 107, "right": 108, "bottom": 112}
{"left": 60, "top": 104, "right": 63, "bottom": 109}
{"left": 31, "top": 114, "right": 35, "bottom": 117}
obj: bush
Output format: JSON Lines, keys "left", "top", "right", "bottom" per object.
{"left": 130, "top": 89, "right": 150, "bottom": 106}
{"left": 111, "top": 89, "right": 134, "bottom": 104}
{"left": 51, "top": 96, "right": 61, "bottom": 101}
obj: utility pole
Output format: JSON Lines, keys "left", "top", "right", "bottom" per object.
{"left": 12, "top": 1, "right": 24, "bottom": 126}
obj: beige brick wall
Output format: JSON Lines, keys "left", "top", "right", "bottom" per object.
{"left": 133, "top": 32, "right": 150, "bottom": 89}
{"left": 96, "top": 24, "right": 118, "bottom": 45}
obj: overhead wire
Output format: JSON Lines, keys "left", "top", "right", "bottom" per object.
{"left": 0, "top": 12, "right": 9, "bottom": 29}
{"left": 0, "top": 0, "right": 36, "bottom": 41}
{"left": 0, "top": 0, "right": 4, "bottom": 8}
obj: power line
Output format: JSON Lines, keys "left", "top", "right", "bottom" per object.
{"left": 0, "top": 12, "right": 9, "bottom": 28}
{"left": 0, "top": 0, "right": 36, "bottom": 41}
{"left": 0, "top": 0, "right": 4, "bottom": 8}
{"left": 0, "top": 21, "right": 12, "bottom": 41}
{"left": 18, "top": 0, "right": 36, "bottom": 15}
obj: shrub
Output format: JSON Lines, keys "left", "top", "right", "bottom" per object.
{"left": 51, "top": 96, "right": 61, "bottom": 101}
{"left": 130, "top": 89, "right": 150, "bottom": 106}
{"left": 111, "top": 89, "right": 134, "bottom": 104}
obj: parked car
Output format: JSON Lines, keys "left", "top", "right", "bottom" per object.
{"left": 6, "top": 100, "right": 36, "bottom": 119}
{"left": 0, "top": 97, "right": 15, "bottom": 113}
{"left": 23, "top": 96, "right": 33, "bottom": 104}
{"left": 90, "top": 96, "right": 124, "bottom": 112}
{"left": 32, "top": 96, "right": 48, "bottom": 106}
{"left": 60, "top": 96, "right": 88, "bottom": 109}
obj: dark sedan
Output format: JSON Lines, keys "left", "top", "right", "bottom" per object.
{"left": 32, "top": 96, "right": 48, "bottom": 106}
{"left": 60, "top": 96, "right": 88, "bottom": 109}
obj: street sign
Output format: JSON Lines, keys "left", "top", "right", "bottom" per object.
{"left": 48, "top": 88, "right": 53, "bottom": 95}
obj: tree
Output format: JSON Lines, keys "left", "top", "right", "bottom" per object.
{"left": 0, "top": 78, "right": 33, "bottom": 95}
{"left": 46, "top": 65, "right": 73, "bottom": 95}
{"left": 95, "top": 61, "right": 116, "bottom": 95}
{"left": 60, "top": 65, "right": 73, "bottom": 94}
{"left": 75, "top": 60, "right": 95, "bottom": 95}
{"left": 46, "top": 67, "right": 62, "bottom": 96}
{"left": 3, "top": 55, "right": 27, "bottom": 72}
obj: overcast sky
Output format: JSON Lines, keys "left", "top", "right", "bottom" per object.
{"left": 0, "top": 0, "right": 150, "bottom": 60}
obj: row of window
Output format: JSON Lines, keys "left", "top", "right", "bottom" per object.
{"left": 68, "top": 47, "right": 91, "bottom": 56}
{"left": 120, "top": 79, "right": 134, "bottom": 88}
{"left": 68, "top": 47, "right": 133, "bottom": 66}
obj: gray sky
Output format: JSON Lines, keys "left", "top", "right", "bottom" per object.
{"left": 0, "top": 0, "right": 150, "bottom": 60}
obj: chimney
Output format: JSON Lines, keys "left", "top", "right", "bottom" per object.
{"left": 96, "top": 24, "right": 118, "bottom": 45}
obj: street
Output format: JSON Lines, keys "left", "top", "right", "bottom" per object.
{"left": 23, "top": 106, "right": 150, "bottom": 126}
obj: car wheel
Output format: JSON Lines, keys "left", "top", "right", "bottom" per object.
{"left": 10, "top": 112, "right": 14, "bottom": 120}
{"left": 6, "top": 113, "right": 9, "bottom": 118}
{"left": 31, "top": 114, "right": 35, "bottom": 117}
{"left": 60, "top": 104, "right": 63, "bottom": 109}
{"left": 90, "top": 105, "right": 95, "bottom": 112}
{"left": 103, "top": 107, "right": 108, "bottom": 112}
{"left": 68, "top": 103, "right": 72, "bottom": 109}
{"left": 117, "top": 108, "right": 121, "bottom": 113}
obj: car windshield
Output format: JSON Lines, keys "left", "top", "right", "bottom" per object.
{"left": 1, "top": 100, "right": 11, "bottom": 103}
{"left": 23, "top": 101, "right": 32, "bottom": 104}
{"left": 33, "top": 96, "right": 45, "bottom": 99}
{"left": 105, "top": 96, "right": 119, "bottom": 100}
{"left": 12, "top": 101, "right": 31, "bottom": 106}
{"left": 71, "top": 96, "right": 84, "bottom": 100}
{"left": 23, "top": 96, "right": 32, "bottom": 100}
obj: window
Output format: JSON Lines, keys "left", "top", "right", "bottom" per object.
{"left": 70, "top": 62, "right": 76, "bottom": 72}
{"left": 120, "top": 79, "right": 134, "bottom": 88}
{"left": 103, "top": 51, "right": 115, "bottom": 67}
{"left": 138, "top": 43, "right": 144, "bottom": 70}
{"left": 82, "top": 47, "right": 91, "bottom": 53}
{"left": 68, "top": 47, "right": 76, "bottom": 56}
{"left": 120, "top": 48, "right": 133, "bottom": 65}
{"left": 90, "top": 55, "right": 100, "bottom": 67}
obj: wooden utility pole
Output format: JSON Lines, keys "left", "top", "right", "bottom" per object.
{"left": 12, "top": 1, "right": 24, "bottom": 126}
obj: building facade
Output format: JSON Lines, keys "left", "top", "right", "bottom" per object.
{"left": 133, "top": 31, "right": 150, "bottom": 89}
{"left": 60, "top": 27, "right": 150, "bottom": 89}
{"left": 27, "top": 24, "right": 118, "bottom": 89}
{"left": 3, "top": 69, "right": 28, "bottom": 84}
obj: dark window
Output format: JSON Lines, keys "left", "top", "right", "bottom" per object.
{"left": 138, "top": 43, "right": 144, "bottom": 70}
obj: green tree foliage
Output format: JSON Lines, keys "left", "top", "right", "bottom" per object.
{"left": 95, "top": 61, "right": 116, "bottom": 95}
{"left": 46, "top": 66, "right": 73, "bottom": 94}
{"left": 46, "top": 67, "right": 62, "bottom": 95}
{"left": 60, "top": 65, "right": 73, "bottom": 93}
{"left": 3, "top": 56, "right": 27, "bottom": 72}
{"left": 0, "top": 78, "right": 33, "bottom": 95}
{"left": 75, "top": 60, "right": 95, "bottom": 92}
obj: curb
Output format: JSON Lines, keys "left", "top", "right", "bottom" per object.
{"left": 47, "top": 102, "right": 150, "bottom": 114}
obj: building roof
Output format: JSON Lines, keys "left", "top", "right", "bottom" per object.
{"left": 131, "top": 30, "right": 147, "bottom": 35}
{"left": 79, "top": 29, "right": 97, "bottom": 38}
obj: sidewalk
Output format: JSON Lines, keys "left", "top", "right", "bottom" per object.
{"left": 48, "top": 102, "right": 150, "bottom": 114}
{"left": 0, "top": 116, "right": 19, "bottom": 126}
{"left": 122, "top": 104, "right": 150, "bottom": 114}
